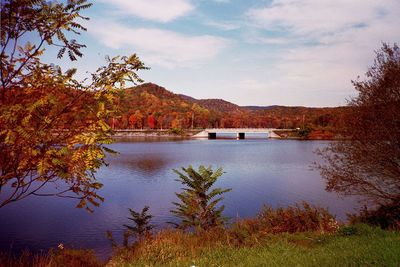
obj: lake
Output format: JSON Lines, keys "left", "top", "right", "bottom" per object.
{"left": 0, "top": 137, "right": 360, "bottom": 260}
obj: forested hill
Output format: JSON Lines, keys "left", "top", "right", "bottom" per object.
{"left": 243, "top": 105, "right": 279, "bottom": 111}
{"left": 180, "top": 97, "right": 243, "bottom": 113}
{"left": 111, "top": 83, "right": 346, "bottom": 137}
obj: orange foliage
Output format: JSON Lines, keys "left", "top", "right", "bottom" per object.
{"left": 147, "top": 115, "right": 156, "bottom": 129}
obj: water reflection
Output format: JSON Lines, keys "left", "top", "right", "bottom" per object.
{"left": 108, "top": 154, "right": 168, "bottom": 178}
{"left": 112, "top": 136, "right": 190, "bottom": 143}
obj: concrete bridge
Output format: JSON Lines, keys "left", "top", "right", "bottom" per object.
{"left": 194, "top": 128, "right": 284, "bottom": 139}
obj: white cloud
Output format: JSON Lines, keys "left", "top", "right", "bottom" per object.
{"left": 235, "top": 79, "right": 268, "bottom": 91}
{"left": 205, "top": 20, "right": 240, "bottom": 31}
{"left": 246, "top": 0, "right": 398, "bottom": 37}
{"left": 241, "top": 0, "right": 400, "bottom": 106}
{"left": 98, "top": 0, "right": 194, "bottom": 23}
{"left": 87, "top": 20, "right": 229, "bottom": 68}
{"left": 250, "top": 37, "right": 289, "bottom": 45}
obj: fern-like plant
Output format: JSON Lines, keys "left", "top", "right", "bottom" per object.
{"left": 170, "top": 165, "right": 231, "bottom": 231}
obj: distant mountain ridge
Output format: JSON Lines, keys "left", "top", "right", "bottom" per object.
{"left": 112, "top": 82, "right": 345, "bottom": 133}
{"left": 179, "top": 94, "right": 242, "bottom": 113}
{"left": 179, "top": 94, "right": 290, "bottom": 113}
{"left": 179, "top": 94, "right": 315, "bottom": 113}
{"left": 242, "top": 105, "right": 280, "bottom": 111}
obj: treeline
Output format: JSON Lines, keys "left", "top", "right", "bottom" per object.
{"left": 110, "top": 83, "right": 347, "bottom": 136}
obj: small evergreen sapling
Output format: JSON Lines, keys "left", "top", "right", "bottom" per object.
{"left": 170, "top": 165, "right": 231, "bottom": 231}
{"left": 107, "top": 206, "right": 156, "bottom": 249}
{"left": 124, "top": 206, "right": 156, "bottom": 238}
{"left": 122, "top": 206, "right": 156, "bottom": 247}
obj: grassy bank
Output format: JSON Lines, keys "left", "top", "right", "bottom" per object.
{"left": 108, "top": 224, "right": 400, "bottom": 267}
{"left": 2, "top": 224, "right": 399, "bottom": 266}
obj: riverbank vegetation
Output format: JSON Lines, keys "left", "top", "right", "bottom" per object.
{"left": 108, "top": 223, "right": 400, "bottom": 267}
{"left": 2, "top": 214, "right": 399, "bottom": 266}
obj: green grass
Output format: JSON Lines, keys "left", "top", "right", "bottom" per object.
{"left": 3, "top": 224, "right": 398, "bottom": 266}
{"left": 108, "top": 224, "right": 400, "bottom": 267}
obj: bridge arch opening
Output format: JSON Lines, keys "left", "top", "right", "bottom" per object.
{"left": 237, "top": 133, "right": 245, "bottom": 139}
{"left": 208, "top": 132, "right": 217, "bottom": 139}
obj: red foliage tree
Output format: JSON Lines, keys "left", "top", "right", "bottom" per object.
{"left": 147, "top": 115, "right": 156, "bottom": 129}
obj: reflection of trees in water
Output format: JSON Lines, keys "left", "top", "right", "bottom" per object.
{"left": 112, "top": 137, "right": 186, "bottom": 143}
{"left": 136, "top": 158, "right": 167, "bottom": 173}
{"left": 110, "top": 155, "right": 169, "bottom": 178}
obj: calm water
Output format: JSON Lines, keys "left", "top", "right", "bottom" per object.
{"left": 0, "top": 137, "right": 359, "bottom": 260}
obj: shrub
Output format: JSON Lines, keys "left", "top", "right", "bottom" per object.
{"left": 107, "top": 206, "right": 156, "bottom": 250}
{"left": 170, "top": 165, "right": 231, "bottom": 231}
{"left": 48, "top": 248, "right": 102, "bottom": 267}
{"left": 234, "top": 201, "right": 339, "bottom": 235}
{"left": 168, "top": 127, "right": 184, "bottom": 135}
{"left": 123, "top": 206, "right": 156, "bottom": 240}
{"left": 338, "top": 225, "right": 358, "bottom": 236}
{"left": 0, "top": 248, "right": 102, "bottom": 267}
{"left": 297, "top": 125, "right": 313, "bottom": 139}
{"left": 308, "top": 130, "right": 334, "bottom": 139}
{"left": 348, "top": 200, "right": 400, "bottom": 230}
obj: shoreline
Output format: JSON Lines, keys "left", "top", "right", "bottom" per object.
{"left": 112, "top": 129, "right": 201, "bottom": 138}
{"left": 111, "top": 129, "right": 344, "bottom": 140}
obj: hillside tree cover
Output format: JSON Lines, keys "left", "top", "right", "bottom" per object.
{"left": 112, "top": 83, "right": 347, "bottom": 136}
{"left": 0, "top": 0, "right": 147, "bottom": 211}
{"left": 316, "top": 43, "right": 400, "bottom": 208}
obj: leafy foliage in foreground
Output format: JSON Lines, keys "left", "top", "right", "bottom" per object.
{"left": 170, "top": 165, "right": 231, "bottom": 231}
{"left": 0, "top": 0, "right": 147, "bottom": 210}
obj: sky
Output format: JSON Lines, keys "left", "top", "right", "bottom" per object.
{"left": 45, "top": 0, "right": 400, "bottom": 107}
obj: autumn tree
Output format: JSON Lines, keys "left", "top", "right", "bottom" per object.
{"left": 147, "top": 115, "right": 156, "bottom": 129}
{"left": 316, "top": 43, "right": 400, "bottom": 208}
{"left": 0, "top": 0, "right": 147, "bottom": 210}
{"left": 128, "top": 114, "right": 137, "bottom": 129}
{"left": 133, "top": 110, "right": 144, "bottom": 128}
